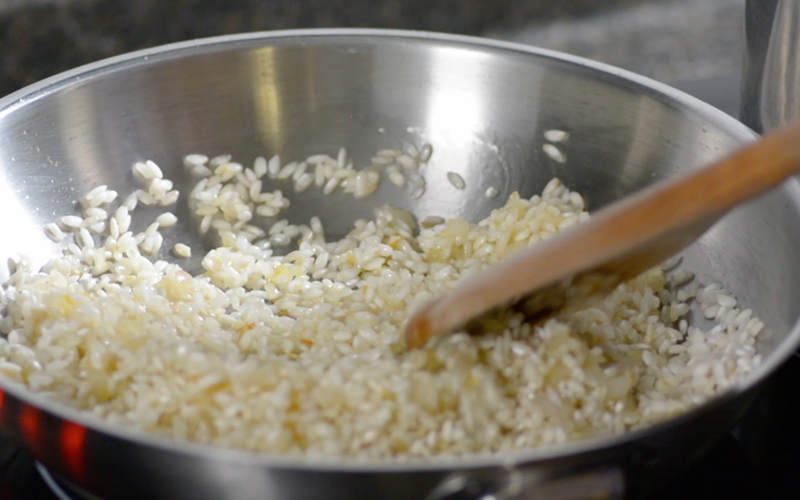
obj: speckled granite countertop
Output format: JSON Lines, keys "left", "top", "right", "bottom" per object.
{"left": 1, "top": 0, "right": 743, "bottom": 102}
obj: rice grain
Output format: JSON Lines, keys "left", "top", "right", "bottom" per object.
{"left": 447, "top": 172, "right": 466, "bottom": 190}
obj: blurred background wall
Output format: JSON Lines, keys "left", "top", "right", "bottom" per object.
{"left": 1, "top": 0, "right": 744, "bottom": 114}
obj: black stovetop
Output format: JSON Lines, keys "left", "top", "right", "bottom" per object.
{"left": 1, "top": 354, "right": 798, "bottom": 500}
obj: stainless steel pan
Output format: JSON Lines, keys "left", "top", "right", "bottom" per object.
{"left": 1, "top": 29, "right": 799, "bottom": 500}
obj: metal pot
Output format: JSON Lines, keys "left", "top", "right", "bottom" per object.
{"left": 742, "top": 0, "right": 800, "bottom": 133}
{"left": 0, "top": 29, "right": 799, "bottom": 500}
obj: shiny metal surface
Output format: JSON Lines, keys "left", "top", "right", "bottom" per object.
{"left": 742, "top": 0, "right": 800, "bottom": 132}
{"left": 1, "top": 29, "right": 800, "bottom": 500}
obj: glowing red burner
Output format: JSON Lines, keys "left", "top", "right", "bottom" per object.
{"left": 17, "top": 405, "right": 41, "bottom": 453}
{"left": 59, "top": 421, "right": 88, "bottom": 484}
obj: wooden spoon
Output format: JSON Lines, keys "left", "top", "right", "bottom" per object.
{"left": 404, "top": 119, "right": 800, "bottom": 349}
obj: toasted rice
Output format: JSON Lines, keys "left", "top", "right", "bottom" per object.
{"left": 0, "top": 148, "right": 762, "bottom": 460}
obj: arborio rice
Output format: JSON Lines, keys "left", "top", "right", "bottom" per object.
{"left": 0, "top": 146, "right": 763, "bottom": 460}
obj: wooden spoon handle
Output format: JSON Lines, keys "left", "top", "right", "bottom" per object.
{"left": 405, "top": 119, "right": 800, "bottom": 349}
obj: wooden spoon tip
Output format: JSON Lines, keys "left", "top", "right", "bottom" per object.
{"left": 404, "top": 314, "right": 433, "bottom": 350}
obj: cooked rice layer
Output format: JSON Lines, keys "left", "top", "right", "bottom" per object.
{"left": 0, "top": 154, "right": 762, "bottom": 460}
